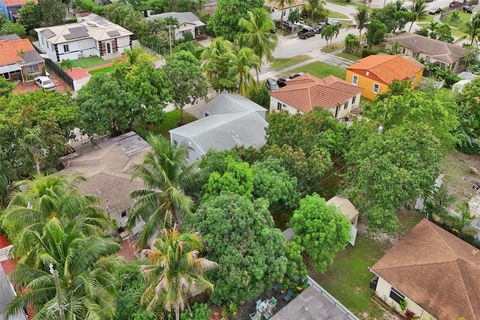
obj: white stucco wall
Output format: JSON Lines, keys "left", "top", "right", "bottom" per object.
{"left": 375, "top": 277, "right": 436, "bottom": 320}
{"left": 72, "top": 75, "right": 91, "bottom": 91}
{"left": 269, "top": 93, "right": 361, "bottom": 119}
{"left": 267, "top": 5, "right": 302, "bottom": 21}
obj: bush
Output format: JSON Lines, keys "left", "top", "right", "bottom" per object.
{"left": 249, "top": 84, "right": 270, "bottom": 108}
{"left": 362, "top": 48, "right": 378, "bottom": 57}
{"left": 179, "top": 304, "right": 211, "bottom": 320}
{"left": 344, "top": 34, "right": 360, "bottom": 55}
{"left": 425, "top": 62, "right": 461, "bottom": 88}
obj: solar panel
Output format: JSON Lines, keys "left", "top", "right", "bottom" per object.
{"left": 107, "top": 30, "right": 120, "bottom": 37}
{"left": 64, "top": 26, "right": 89, "bottom": 40}
{"left": 40, "top": 29, "right": 55, "bottom": 39}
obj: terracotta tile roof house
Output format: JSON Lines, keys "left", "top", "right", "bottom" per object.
{"left": 269, "top": 73, "right": 362, "bottom": 119}
{"left": 386, "top": 33, "right": 468, "bottom": 73}
{"left": 0, "top": 34, "right": 45, "bottom": 82}
{"left": 371, "top": 219, "right": 480, "bottom": 320}
{"left": 346, "top": 55, "right": 424, "bottom": 100}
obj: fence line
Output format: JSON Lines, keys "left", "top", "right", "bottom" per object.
{"left": 44, "top": 58, "right": 74, "bottom": 89}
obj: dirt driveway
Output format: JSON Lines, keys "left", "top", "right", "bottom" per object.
{"left": 13, "top": 73, "right": 70, "bottom": 94}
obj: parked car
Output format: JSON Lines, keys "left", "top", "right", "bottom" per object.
{"left": 463, "top": 5, "right": 474, "bottom": 12}
{"left": 267, "top": 78, "right": 279, "bottom": 91}
{"left": 327, "top": 20, "right": 343, "bottom": 27}
{"left": 428, "top": 7, "right": 442, "bottom": 14}
{"left": 34, "top": 76, "right": 56, "bottom": 90}
{"left": 288, "top": 72, "right": 304, "bottom": 79}
{"left": 298, "top": 27, "right": 315, "bottom": 39}
{"left": 312, "top": 22, "right": 326, "bottom": 33}
{"left": 449, "top": 1, "right": 463, "bottom": 7}
{"left": 425, "top": 0, "right": 434, "bottom": 3}
{"left": 277, "top": 77, "right": 288, "bottom": 88}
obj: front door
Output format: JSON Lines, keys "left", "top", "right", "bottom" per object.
{"left": 106, "top": 42, "right": 112, "bottom": 54}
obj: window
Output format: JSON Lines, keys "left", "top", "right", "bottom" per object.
{"left": 63, "top": 44, "right": 69, "bottom": 52}
{"left": 277, "top": 102, "right": 282, "bottom": 111}
{"left": 27, "top": 64, "right": 39, "bottom": 73}
{"left": 41, "top": 37, "right": 44, "bottom": 45}
{"left": 352, "top": 95, "right": 356, "bottom": 104}
{"left": 389, "top": 287, "right": 405, "bottom": 304}
{"left": 373, "top": 83, "right": 380, "bottom": 94}
{"left": 173, "top": 140, "right": 178, "bottom": 147}
{"left": 402, "top": 48, "right": 406, "bottom": 54}
{"left": 343, "top": 102, "right": 348, "bottom": 110}
{"left": 352, "top": 75, "right": 358, "bottom": 85}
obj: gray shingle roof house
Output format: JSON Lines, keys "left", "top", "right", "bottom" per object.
{"left": 169, "top": 94, "right": 268, "bottom": 164}
{"left": 146, "top": 11, "right": 206, "bottom": 40}
{"left": 386, "top": 32, "right": 468, "bottom": 73}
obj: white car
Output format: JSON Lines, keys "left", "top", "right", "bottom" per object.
{"left": 34, "top": 76, "right": 56, "bottom": 90}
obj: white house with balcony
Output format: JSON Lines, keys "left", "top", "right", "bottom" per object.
{"left": 35, "top": 13, "right": 133, "bottom": 62}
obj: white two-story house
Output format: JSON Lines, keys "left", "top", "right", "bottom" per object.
{"left": 35, "top": 13, "right": 133, "bottom": 62}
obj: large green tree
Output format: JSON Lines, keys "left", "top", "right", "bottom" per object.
{"left": 344, "top": 124, "right": 442, "bottom": 231}
{"left": 37, "top": 0, "right": 65, "bottom": 27}
{"left": 455, "top": 77, "right": 480, "bottom": 154}
{"left": 128, "top": 135, "right": 195, "bottom": 247}
{"left": 208, "top": 0, "right": 264, "bottom": 40}
{"left": 291, "top": 194, "right": 351, "bottom": 272}
{"left": 141, "top": 228, "right": 217, "bottom": 320}
{"left": 200, "top": 37, "right": 237, "bottom": 93}
{"left": 4, "top": 218, "right": 120, "bottom": 319}
{"left": 188, "top": 193, "right": 287, "bottom": 304}
{"left": 18, "top": 1, "right": 38, "bottom": 32}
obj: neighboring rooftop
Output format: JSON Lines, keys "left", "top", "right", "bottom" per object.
{"left": 146, "top": 11, "right": 205, "bottom": 27}
{"left": 347, "top": 55, "right": 424, "bottom": 85}
{"left": 170, "top": 94, "right": 268, "bottom": 154}
{"left": 0, "top": 36, "right": 43, "bottom": 66}
{"left": 371, "top": 219, "right": 480, "bottom": 320}
{"left": 2, "top": 0, "right": 36, "bottom": 7}
{"left": 387, "top": 32, "right": 468, "bottom": 65}
{"left": 271, "top": 73, "right": 361, "bottom": 113}
{"left": 35, "top": 13, "right": 133, "bottom": 44}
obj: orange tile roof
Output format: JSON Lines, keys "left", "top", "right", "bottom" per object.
{"left": 372, "top": 219, "right": 480, "bottom": 320}
{"left": 270, "top": 73, "right": 361, "bottom": 113}
{"left": 0, "top": 38, "right": 35, "bottom": 65}
{"left": 347, "top": 55, "right": 423, "bottom": 85}
{"left": 3, "top": 0, "right": 37, "bottom": 7}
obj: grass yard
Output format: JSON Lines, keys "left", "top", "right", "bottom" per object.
{"left": 417, "top": 14, "right": 434, "bottom": 22}
{"left": 309, "top": 210, "right": 423, "bottom": 320}
{"left": 441, "top": 11, "right": 472, "bottom": 28}
{"left": 336, "top": 52, "right": 361, "bottom": 61}
{"left": 152, "top": 108, "right": 197, "bottom": 138}
{"left": 328, "top": 10, "right": 350, "bottom": 20}
{"left": 70, "top": 56, "right": 112, "bottom": 69}
{"left": 321, "top": 42, "right": 345, "bottom": 53}
{"left": 286, "top": 61, "right": 346, "bottom": 79}
{"left": 88, "top": 66, "right": 114, "bottom": 75}
{"left": 271, "top": 55, "right": 311, "bottom": 71}
{"left": 451, "top": 27, "right": 467, "bottom": 39}
{"left": 327, "top": 0, "right": 367, "bottom": 9}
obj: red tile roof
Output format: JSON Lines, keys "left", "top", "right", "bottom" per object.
{"left": 66, "top": 67, "right": 90, "bottom": 80}
{"left": 3, "top": 0, "right": 37, "bottom": 7}
{"left": 372, "top": 219, "right": 480, "bottom": 320}
{"left": 347, "top": 55, "right": 424, "bottom": 85}
{"left": 270, "top": 73, "right": 361, "bottom": 113}
{"left": 0, "top": 38, "right": 35, "bottom": 65}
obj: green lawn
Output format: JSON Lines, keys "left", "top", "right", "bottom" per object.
{"left": 152, "top": 108, "right": 197, "bottom": 138}
{"left": 328, "top": 10, "right": 350, "bottom": 19}
{"left": 327, "top": 0, "right": 367, "bottom": 10}
{"left": 286, "top": 61, "right": 346, "bottom": 79}
{"left": 70, "top": 56, "right": 112, "bottom": 69}
{"left": 321, "top": 42, "right": 345, "bottom": 53}
{"left": 309, "top": 210, "right": 423, "bottom": 320}
{"left": 441, "top": 11, "right": 472, "bottom": 28}
{"left": 88, "top": 66, "right": 114, "bottom": 75}
{"left": 336, "top": 52, "right": 361, "bottom": 61}
{"left": 417, "top": 14, "right": 434, "bottom": 22}
{"left": 271, "top": 55, "right": 311, "bottom": 71}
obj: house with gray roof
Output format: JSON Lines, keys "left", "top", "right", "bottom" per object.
{"left": 146, "top": 11, "right": 206, "bottom": 40}
{"left": 0, "top": 34, "right": 44, "bottom": 82}
{"left": 386, "top": 32, "right": 468, "bottom": 73}
{"left": 169, "top": 94, "right": 268, "bottom": 164}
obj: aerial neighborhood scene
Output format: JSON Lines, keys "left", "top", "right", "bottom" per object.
{"left": 0, "top": 0, "right": 480, "bottom": 318}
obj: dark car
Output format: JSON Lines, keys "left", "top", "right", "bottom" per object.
{"left": 288, "top": 72, "right": 304, "bottom": 79}
{"left": 266, "top": 78, "right": 280, "bottom": 91}
{"left": 312, "top": 22, "right": 326, "bottom": 33}
{"left": 463, "top": 5, "right": 474, "bottom": 12}
{"left": 298, "top": 27, "right": 315, "bottom": 39}
{"left": 277, "top": 77, "right": 288, "bottom": 88}
{"left": 428, "top": 7, "right": 442, "bottom": 14}
{"left": 449, "top": 1, "right": 463, "bottom": 8}
{"left": 425, "top": 0, "right": 433, "bottom": 3}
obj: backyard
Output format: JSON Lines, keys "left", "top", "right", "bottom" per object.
{"left": 148, "top": 108, "right": 197, "bottom": 138}
{"left": 309, "top": 210, "right": 424, "bottom": 319}
{"left": 70, "top": 56, "right": 113, "bottom": 68}
{"left": 285, "top": 61, "right": 346, "bottom": 79}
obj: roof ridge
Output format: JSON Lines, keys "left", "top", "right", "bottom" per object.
{"left": 429, "top": 221, "right": 464, "bottom": 259}
{"left": 454, "top": 259, "right": 477, "bottom": 320}
{"left": 373, "top": 258, "right": 460, "bottom": 272}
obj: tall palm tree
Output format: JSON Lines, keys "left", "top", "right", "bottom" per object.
{"left": 2, "top": 175, "right": 110, "bottom": 258}
{"left": 4, "top": 218, "right": 120, "bottom": 320}
{"left": 21, "top": 130, "right": 45, "bottom": 175}
{"left": 128, "top": 135, "right": 195, "bottom": 247}
{"left": 200, "top": 37, "right": 236, "bottom": 93}
{"left": 320, "top": 24, "right": 340, "bottom": 45}
{"left": 463, "top": 13, "right": 480, "bottom": 46}
{"left": 409, "top": 0, "right": 427, "bottom": 32}
{"left": 141, "top": 227, "right": 217, "bottom": 320}
{"left": 275, "top": 0, "right": 295, "bottom": 22}
{"left": 239, "top": 8, "right": 278, "bottom": 82}
{"left": 354, "top": 7, "right": 369, "bottom": 45}
{"left": 124, "top": 47, "right": 152, "bottom": 66}
{"left": 229, "top": 47, "right": 261, "bottom": 97}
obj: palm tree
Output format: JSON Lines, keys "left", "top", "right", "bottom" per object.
{"left": 428, "top": 21, "right": 439, "bottom": 34}
{"left": 239, "top": 9, "right": 278, "bottom": 82}
{"left": 124, "top": 46, "right": 152, "bottom": 66}
{"left": 320, "top": 24, "right": 340, "bottom": 45}
{"left": 354, "top": 7, "right": 369, "bottom": 45}
{"left": 2, "top": 175, "right": 110, "bottom": 258}
{"left": 59, "top": 59, "right": 73, "bottom": 71}
{"left": 424, "top": 184, "right": 455, "bottom": 221}
{"left": 409, "top": 0, "right": 427, "bottom": 32}
{"left": 4, "top": 218, "right": 120, "bottom": 320}
{"left": 128, "top": 135, "right": 195, "bottom": 247}
{"left": 275, "top": 0, "right": 295, "bottom": 22}
{"left": 200, "top": 37, "right": 235, "bottom": 93}
{"left": 463, "top": 13, "right": 480, "bottom": 46}
{"left": 453, "top": 201, "right": 473, "bottom": 237}
{"left": 141, "top": 227, "right": 217, "bottom": 320}
{"left": 21, "top": 130, "right": 45, "bottom": 175}
{"left": 229, "top": 47, "right": 260, "bottom": 97}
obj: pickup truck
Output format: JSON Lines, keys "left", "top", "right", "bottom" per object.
{"left": 298, "top": 28, "right": 315, "bottom": 39}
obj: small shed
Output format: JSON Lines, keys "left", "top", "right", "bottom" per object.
{"left": 326, "top": 196, "right": 359, "bottom": 246}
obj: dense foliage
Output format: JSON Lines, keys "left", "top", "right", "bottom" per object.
{"left": 455, "top": 78, "right": 480, "bottom": 154}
